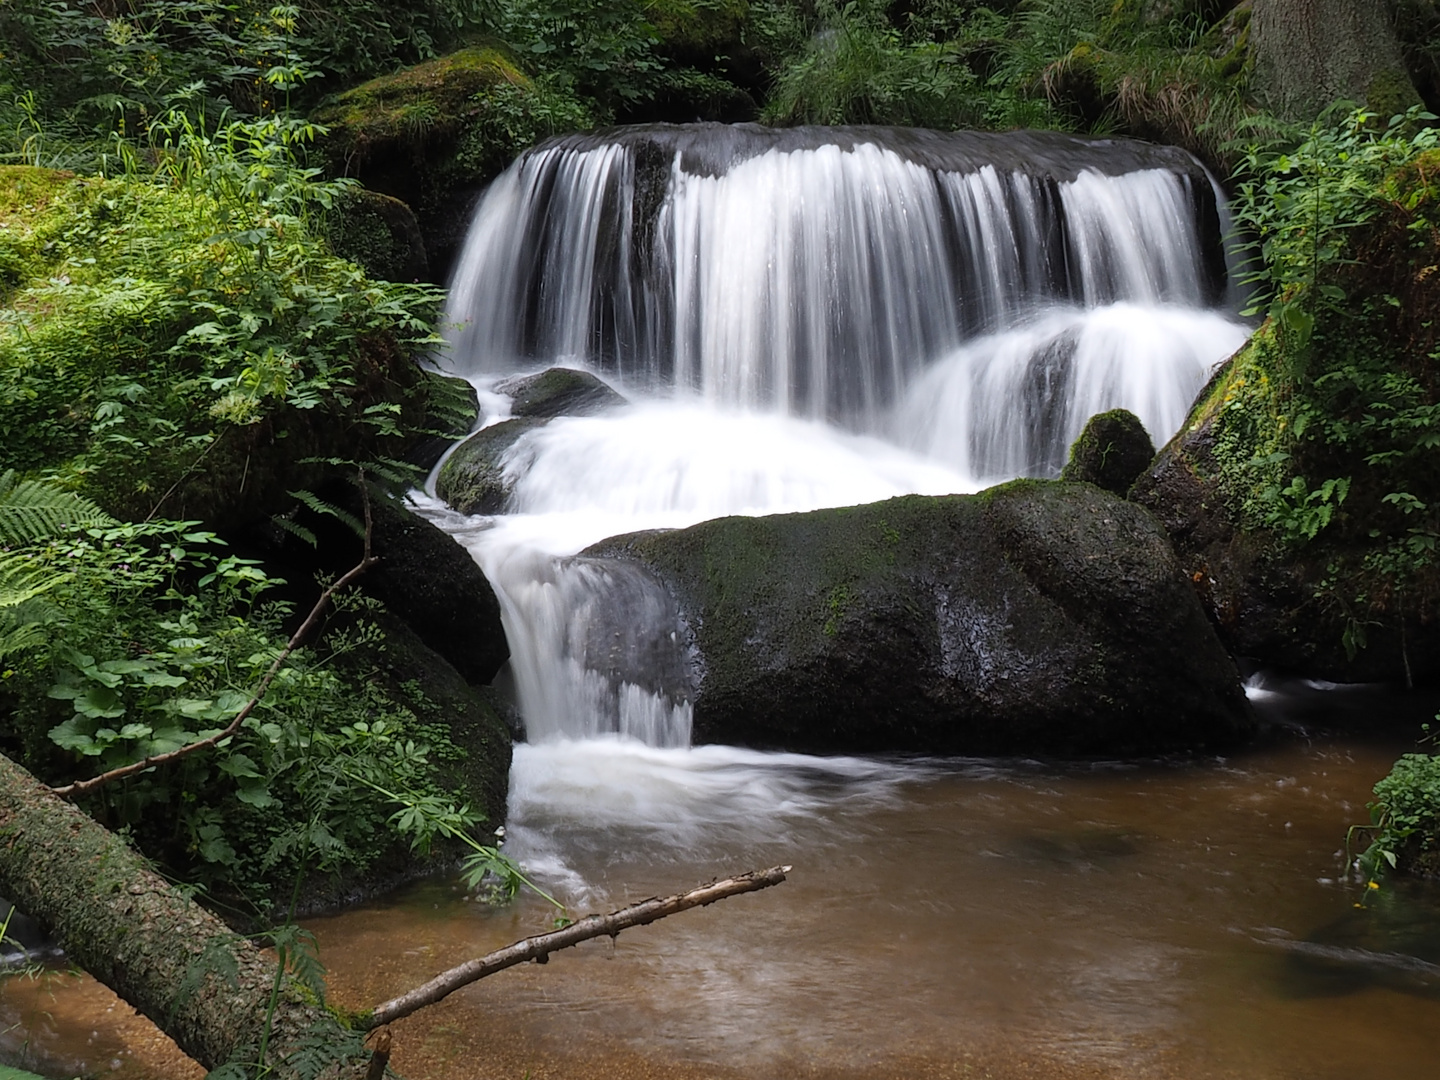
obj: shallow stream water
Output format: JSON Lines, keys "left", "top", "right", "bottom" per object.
{"left": 6, "top": 688, "right": 1439, "bottom": 1080}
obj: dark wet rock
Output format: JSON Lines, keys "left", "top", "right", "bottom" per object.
{"left": 497, "top": 367, "right": 626, "bottom": 419}
{"left": 407, "top": 370, "right": 479, "bottom": 472}
{"left": 1061, "top": 408, "right": 1155, "bottom": 496}
{"left": 260, "top": 487, "right": 509, "bottom": 686}
{"left": 435, "top": 417, "right": 545, "bottom": 516}
{"left": 584, "top": 479, "right": 1252, "bottom": 755}
{"left": 324, "top": 187, "right": 429, "bottom": 282}
{"left": 361, "top": 494, "right": 509, "bottom": 685}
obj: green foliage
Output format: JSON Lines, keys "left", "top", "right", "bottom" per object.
{"left": 0, "top": 509, "right": 476, "bottom": 895}
{"left": 0, "top": 110, "right": 443, "bottom": 518}
{"left": 1359, "top": 742, "right": 1440, "bottom": 883}
{"left": 1208, "top": 107, "right": 1440, "bottom": 652}
{"left": 755, "top": 0, "right": 1254, "bottom": 157}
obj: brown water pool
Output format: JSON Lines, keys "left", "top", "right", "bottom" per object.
{"left": 5, "top": 711, "right": 1439, "bottom": 1080}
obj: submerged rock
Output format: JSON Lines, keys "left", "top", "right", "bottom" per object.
{"left": 1061, "top": 408, "right": 1155, "bottom": 496}
{"left": 435, "top": 417, "right": 545, "bottom": 516}
{"left": 498, "top": 367, "right": 626, "bottom": 419}
{"left": 585, "top": 480, "right": 1252, "bottom": 755}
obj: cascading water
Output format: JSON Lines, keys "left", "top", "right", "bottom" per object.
{"left": 424, "top": 123, "right": 1252, "bottom": 859}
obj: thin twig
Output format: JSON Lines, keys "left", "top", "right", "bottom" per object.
{"left": 50, "top": 477, "right": 377, "bottom": 801}
{"left": 365, "top": 865, "right": 791, "bottom": 1029}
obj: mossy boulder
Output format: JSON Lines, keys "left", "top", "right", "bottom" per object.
{"left": 323, "top": 187, "right": 429, "bottom": 282}
{"left": 585, "top": 480, "right": 1252, "bottom": 755}
{"left": 313, "top": 47, "right": 591, "bottom": 278}
{"left": 435, "top": 417, "right": 545, "bottom": 516}
{"left": 1061, "top": 408, "right": 1156, "bottom": 496}
{"left": 498, "top": 366, "right": 627, "bottom": 419}
{"left": 408, "top": 369, "right": 480, "bottom": 471}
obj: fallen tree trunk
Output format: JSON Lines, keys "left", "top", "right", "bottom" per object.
{"left": 0, "top": 747, "right": 789, "bottom": 1075}
{"left": 366, "top": 865, "right": 791, "bottom": 1028}
{"left": 0, "top": 752, "right": 366, "bottom": 1077}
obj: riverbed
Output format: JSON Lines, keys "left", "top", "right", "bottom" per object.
{"left": 6, "top": 685, "right": 1438, "bottom": 1080}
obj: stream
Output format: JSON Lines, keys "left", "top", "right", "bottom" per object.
{"left": 6, "top": 688, "right": 1440, "bottom": 1079}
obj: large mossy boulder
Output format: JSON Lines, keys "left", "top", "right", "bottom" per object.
{"left": 585, "top": 480, "right": 1252, "bottom": 755}
{"left": 312, "top": 47, "right": 591, "bottom": 278}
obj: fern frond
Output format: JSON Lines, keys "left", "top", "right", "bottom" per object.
{"left": 288, "top": 489, "right": 364, "bottom": 539}
{"left": 0, "top": 470, "right": 116, "bottom": 545}
{"left": 271, "top": 514, "right": 318, "bottom": 548}
{"left": 0, "top": 553, "right": 67, "bottom": 609}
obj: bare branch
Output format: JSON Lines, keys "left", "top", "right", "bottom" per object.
{"left": 366, "top": 865, "right": 791, "bottom": 1029}
{"left": 49, "top": 476, "right": 377, "bottom": 801}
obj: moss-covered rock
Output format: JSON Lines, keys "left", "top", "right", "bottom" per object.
{"left": 313, "top": 47, "right": 591, "bottom": 278}
{"left": 435, "top": 417, "right": 545, "bottom": 516}
{"left": 323, "top": 187, "right": 429, "bottom": 282}
{"left": 498, "top": 366, "right": 627, "bottom": 419}
{"left": 1134, "top": 149, "right": 1440, "bottom": 683}
{"left": 1061, "top": 408, "right": 1156, "bottom": 496}
{"left": 585, "top": 480, "right": 1252, "bottom": 755}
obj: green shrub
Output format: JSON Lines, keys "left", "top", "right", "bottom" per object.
{"left": 1362, "top": 749, "right": 1440, "bottom": 880}
{"left": 0, "top": 113, "right": 444, "bottom": 522}
{"left": 1216, "top": 108, "right": 1440, "bottom": 651}
{"left": 0, "top": 509, "right": 478, "bottom": 899}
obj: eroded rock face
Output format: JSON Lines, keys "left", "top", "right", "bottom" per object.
{"left": 584, "top": 480, "right": 1252, "bottom": 755}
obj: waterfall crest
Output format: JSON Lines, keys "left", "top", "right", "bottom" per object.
{"left": 443, "top": 124, "right": 1229, "bottom": 430}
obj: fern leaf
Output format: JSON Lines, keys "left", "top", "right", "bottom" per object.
{"left": 0, "top": 471, "right": 116, "bottom": 545}
{"left": 270, "top": 514, "right": 318, "bottom": 548}
{"left": 288, "top": 489, "right": 364, "bottom": 539}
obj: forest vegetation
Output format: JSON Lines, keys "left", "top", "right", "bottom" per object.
{"left": 0, "top": 0, "right": 1438, "bottom": 1076}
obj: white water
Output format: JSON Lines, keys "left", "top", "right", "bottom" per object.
{"left": 424, "top": 128, "right": 1253, "bottom": 851}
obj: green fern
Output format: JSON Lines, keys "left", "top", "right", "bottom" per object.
{"left": 0, "top": 552, "right": 65, "bottom": 661}
{"left": 0, "top": 471, "right": 115, "bottom": 545}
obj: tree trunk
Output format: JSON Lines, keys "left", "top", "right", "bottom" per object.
{"left": 1250, "top": 0, "right": 1421, "bottom": 121}
{"left": 0, "top": 752, "right": 365, "bottom": 1077}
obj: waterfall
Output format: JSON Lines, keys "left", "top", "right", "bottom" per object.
{"left": 430, "top": 123, "right": 1251, "bottom": 749}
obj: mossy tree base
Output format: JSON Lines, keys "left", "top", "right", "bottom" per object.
{"left": 0, "top": 753, "right": 365, "bottom": 1078}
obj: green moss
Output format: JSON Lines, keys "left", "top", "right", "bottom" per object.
{"left": 1059, "top": 408, "right": 1155, "bottom": 496}
{"left": 314, "top": 46, "right": 528, "bottom": 152}
{"left": 648, "top": 0, "right": 749, "bottom": 52}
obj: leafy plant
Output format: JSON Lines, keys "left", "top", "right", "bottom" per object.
{"left": 1354, "top": 734, "right": 1440, "bottom": 890}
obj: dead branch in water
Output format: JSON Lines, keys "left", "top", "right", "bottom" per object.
{"left": 366, "top": 865, "right": 792, "bottom": 1028}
